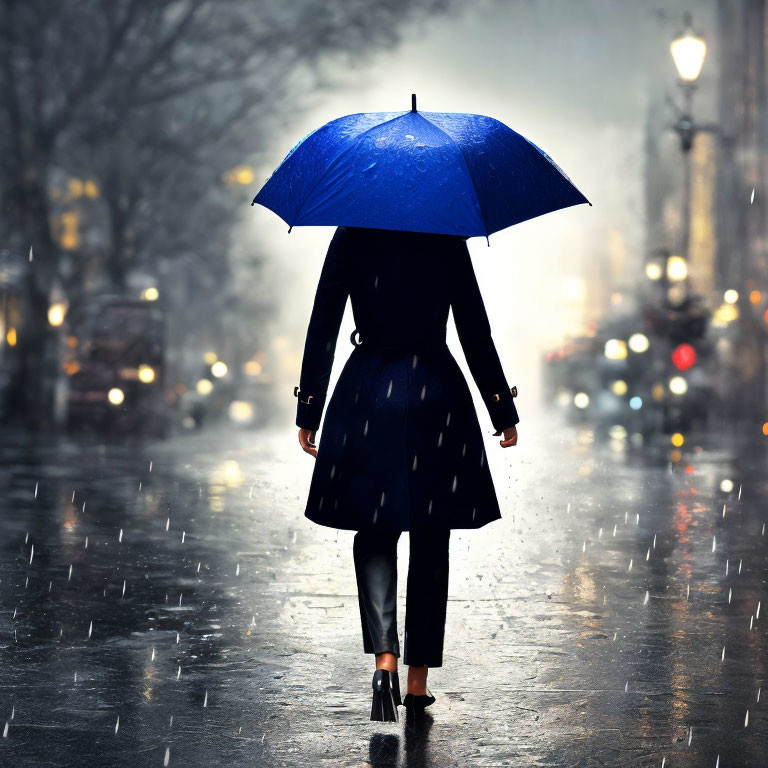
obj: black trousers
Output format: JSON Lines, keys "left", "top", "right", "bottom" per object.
{"left": 353, "top": 527, "right": 451, "bottom": 668}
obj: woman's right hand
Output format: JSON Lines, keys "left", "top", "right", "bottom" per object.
{"left": 499, "top": 425, "right": 518, "bottom": 448}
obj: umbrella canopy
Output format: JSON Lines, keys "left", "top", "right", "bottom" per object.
{"left": 251, "top": 95, "right": 590, "bottom": 240}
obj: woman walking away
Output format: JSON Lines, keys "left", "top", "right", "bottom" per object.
{"left": 294, "top": 225, "right": 519, "bottom": 723}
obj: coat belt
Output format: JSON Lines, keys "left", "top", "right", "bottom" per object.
{"left": 350, "top": 328, "right": 446, "bottom": 351}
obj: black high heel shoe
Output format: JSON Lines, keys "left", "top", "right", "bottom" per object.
{"left": 402, "top": 688, "right": 436, "bottom": 711}
{"left": 370, "top": 669, "right": 400, "bottom": 722}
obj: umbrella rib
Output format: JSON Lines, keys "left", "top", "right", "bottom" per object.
{"left": 291, "top": 111, "right": 412, "bottom": 225}
{"left": 421, "top": 116, "right": 489, "bottom": 238}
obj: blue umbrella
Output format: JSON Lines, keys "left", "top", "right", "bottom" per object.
{"left": 251, "top": 95, "right": 590, "bottom": 243}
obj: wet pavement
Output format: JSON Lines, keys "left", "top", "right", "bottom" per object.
{"left": 0, "top": 414, "right": 767, "bottom": 767}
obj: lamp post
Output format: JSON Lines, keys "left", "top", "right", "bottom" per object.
{"left": 669, "top": 13, "right": 708, "bottom": 274}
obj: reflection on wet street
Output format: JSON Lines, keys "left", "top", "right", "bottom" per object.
{"left": 0, "top": 415, "right": 766, "bottom": 767}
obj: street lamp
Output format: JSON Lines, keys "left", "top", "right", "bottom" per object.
{"left": 670, "top": 16, "right": 707, "bottom": 84}
{"left": 669, "top": 14, "right": 710, "bottom": 270}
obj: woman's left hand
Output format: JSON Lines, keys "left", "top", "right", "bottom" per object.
{"left": 299, "top": 428, "right": 318, "bottom": 458}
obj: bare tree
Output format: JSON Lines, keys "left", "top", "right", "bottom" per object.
{"left": 0, "top": 0, "right": 460, "bottom": 427}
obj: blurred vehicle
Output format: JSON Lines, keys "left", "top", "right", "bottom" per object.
{"left": 65, "top": 298, "right": 167, "bottom": 436}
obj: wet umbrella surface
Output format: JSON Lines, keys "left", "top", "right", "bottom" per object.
{"left": 0, "top": 415, "right": 767, "bottom": 767}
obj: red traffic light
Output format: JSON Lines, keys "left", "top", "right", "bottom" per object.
{"left": 671, "top": 343, "right": 697, "bottom": 371}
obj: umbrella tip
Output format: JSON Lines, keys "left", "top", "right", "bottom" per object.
{"left": 411, "top": 93, "right": 417, "bottom": 112}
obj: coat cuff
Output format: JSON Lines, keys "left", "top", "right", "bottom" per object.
{"left": 294, "top": 386, "right": 326, "bottom": 431}
{"left": 486, "top": 386, "right": 519, "bottom": 434}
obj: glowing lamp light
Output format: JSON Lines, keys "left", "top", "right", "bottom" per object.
{"left": 6, "top": 327, "right": 17, "bottom": 346}
{"left": 211, "top": 361, "right": 228, "bottom": 378}
{"left": 574, "top": 392, "right": 590, "bottom": 409}
{"left": 645, "top": 262, "right": 663, "bottom": 281}
{"left": 611, "top": 380, "right": 628, "bottom": 396}
{"left": 203, "top": 351, "right": 217, "bottom": 365}
{"left": 763, "top": 422, "right": 768, "bottom": 437}
{"left": 48, "top": 303, "right": 67, "bottom": 327}
{"left": 604, "top": 339, "right": 628, "bottom": 360}
{"left": 228, "top": 400, "right": 254, "bottom": 424}
{"left": 720, "top": 479, "right": 734, "bottom": 493}
{"left": 652, "top": 383, "right": 666, "bottom": 401}
{"left": 108, "top": 388, "right": 125, "bottom": 405}
{"left": 196, "top": 378, "right": 213, "bottom": 395}
{"left": 244, "top": 360, "right": 262, "bottom": 376}
{"left": 628, "top": 333, "right": 650, "bottom": 353}
{"left": 723, "top": 289, "right": 739, "bottom": 304}
{"left": 629, "top": 396, "right": 643, "bottom": 410}
{"left": 671, "top": 432, "right": 685, "bottom": 447}
{"left": 670, "top": 449, "right": 682, "bottom": 463}
{"left": 138, "top": 365, "right": 155, "bottom": 384}
{"left": 666, "top": 256, "right": 688, "bottom": 282}
{"left": 670, "top": 20, "right": 707, "bottom": 82}
{"left": 669, "top": 376, "right": 688, "bottom": 395}
{"left": 141, "top": 287, "right": 159, "bottom": 301}
{"left": 750, "top": 290, "right": 761, "bottom": 304}
{"left": 671, "top": 343, "right": 697, "bottom": 371}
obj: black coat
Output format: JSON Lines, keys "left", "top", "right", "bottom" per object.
{"left": 294, "top": 226, "right": 519, "bottom": 532}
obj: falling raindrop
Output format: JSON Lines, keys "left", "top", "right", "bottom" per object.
{"left": 437, "top": 432, "right": 443, "bottom": 447}
{"left": 738, "top": 483, "right": 742, "bottom": 499}
{"left": 715, "top": 755, "right": 719, "bottom": 768}
{"left": 122, "top": 580, "right": 126, "bottom": 597}
{"left": 29, "top": 544, "right": 34, "bottom": 565}
{"left": 165, "top": 518, "right": 170, "bottom": 531}
{"left": 386, "top": 380, "right": 393, "bottom": 398}
{"left": 725, "top": 559, "right": 729, "bottom": 576}
{"left": 613, "top": 525, "right": 617, "bottom": 537}
{"left": 68, "top": 565, "right": 73, "bottom": 582}
{"left": 164, "top": 747, "right": 170, "bottom": 767}
{"left": 739, "top": 558, "right": 742, "bottom": 574}
{"left": 688, "top": 727, "right": 693, "bottom": 746}
{"left": 181, "top": 531, "right": 186, "bottom": 543}
{"left": 88, "top": 621, "right": 93, "bottom": 639}
{"left": 722, "top": 504, "right": 727, "bottom": 518}
{"left": 420, "top": 385, "right": 426, "bottom": 400}
{"left": 149, "top": 461, "right": 153, "bottom": 472}
{"left": 662, "top": 758, "right": 666, "bottom": 768}
{"left": 598, "top": 528, "right": 603, "bottom": 538}
{"left": 115, "top": 716, "right": 120, "bottom": 734}
{"left": 203, "top": 691, "right": 208, "bottom": 708}
{"left": 34, "top": 482, "right": 38, "bottom": 498}
{"left": 176, "top": 633, "right": 180, "bottom": 644}
{"left": 757, "top": 601, "right": 761, "bottom": 618}
{"left": 178, "top": 594, "right": 183, "bottom": 607}
{"left": 10, "top": 707, "right": 13, "bottom": 720}
{"left": 750, "top": 615, "right": 754, "bottom": 630}
{"left": 646, "top": 547, "right": 650, "bottom": 561}
{"left": 628, "top": 559, "right": 633, "bottom": 572}
{"left": 566, "top": 502, "right": 571, "bottom": 514}
{"left": 652, "top": 534, "right": 657, "bottom": 548}
{"left": 29, "top": 245, "right": 33, "bottom": 262}
{"left": 151, "top": 647, "right": 155, "bottom": 661}
{"left": 757, "top": 687, "right": 761, "bottom": 702}
{"left": 363, "top": 419, "right": 369, "bottom": 436}
{"left": 197, "top": 562, "right": 201, "bottom": 573}
{"left": 712, "top": 536, "right": 716, "bottom": 553}
{"left": 612, "top": 632, "right": 617, "bottom": 641}
{"left": 624, "top": 681, "right": 629, "bottom": 692}
{"left": 686, "top": 584, "right": 690, "bottom": 600}
{"left": 235, "top": 563, "right": 240, "bottom": 576}
{"left": 24, "top": 532, "right": 28, "bottom": 544}
{"left": 751, "top": 187, "right": 755, "bottom": 203}
{"left": 177, "top": 666, "right": 181, "bottom": 681}
{"left": 582, "top": 541, "right": 586, "bottom": 553}
{"left": 624, "top": 511, "right": 628, "bottom": 524}
{"left": 728, "top": 588, "right": 732, "bottom": 604}
{"left": 451, "top": 476, "right": 457, "bottom": 493}
{"left": 118, "top": 529, "right": 123, "bottom": 543}
{"left": 84, "top": 536, "right": 88, "bottom": 549}
{"left": 635, "top": 513, "right": 639, "bottom": 525}
{"left": 412, "top": 455, "right": 418, "bottom": 471}
{"left": 643, "top": 591, "right": 649, "bottom": 605}
{"left": 745, "top": 710, "right": 749, "bottom": 727}
{"left": 2, "top": 722, "right": 7, "bottom": 738}
{"left": 74, "top": 672, "right": 78, "bottom": 683}
{"left": 249, "top": 483, "right": 254, "bottom": 499}
{"left": 721, "top": 645, "right": 725, "bottom": 662}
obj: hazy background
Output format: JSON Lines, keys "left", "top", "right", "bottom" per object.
{"left": 245, "top": 0, "right": 718, "bottom": 426}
